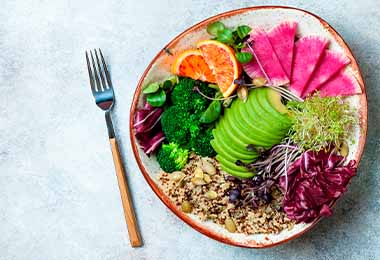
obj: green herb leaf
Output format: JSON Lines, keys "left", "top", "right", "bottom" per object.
{"left": 166, "top": 75, "right": 179, "bottom": 85}
{"left": 236, "top": 25, "right": 251, "bottom": 39}
{"left": 162, "top": 80, "right": 173, "bottom": 90}
{"left": 207, "top": 21, "right": 226, "bottom": 36}
{"left": 147, "top": 89, "right": 166, "bottom": 107}
{"left": 200, "top": 100, "right": 222, "bottom": 123}
{"left": 143, "top": 82, "right": 160, "bottom": 94}
{"left": 235, "top": 52, "right": 252, "bottom": 63}
{"left": 217, "top": 28, "right": 234, "bottom": 44}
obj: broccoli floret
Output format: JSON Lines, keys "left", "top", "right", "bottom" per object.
{"left": 171, "top": 78, "right": 215, "bottom": 113}
{"left": 161, "top": 106, "right": 201, "bottom": 145}
{"left": 156, "top": 143, "right": 189, "bottom": 173}
{"left": 189, "top": 128, "right": 216, "bottom": 157}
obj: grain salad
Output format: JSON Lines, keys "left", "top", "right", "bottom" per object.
{"left": 157, "top": 154, "right": 295, "bottom": 234}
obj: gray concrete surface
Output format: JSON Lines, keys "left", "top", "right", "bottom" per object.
{"left": 1, "top": 0, "right": 379, "bottom": 259}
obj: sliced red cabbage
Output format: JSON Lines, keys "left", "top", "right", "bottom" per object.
{"left": 134, "top": 102, "right": 165, "bottom": 154}
{"left": 279, "top": 150, "right": 356, "bottom": 223}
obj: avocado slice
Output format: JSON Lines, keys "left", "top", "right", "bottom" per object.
{"left": 221, "top": 115, "right": 271, "bottom": 148}
{"left": 216, "top": 155, "right": 256, "bottom": 178}
{"left": 213, "top": 122, "right": 254, "bottom": 155}
{"left": 210, "top": 139, "right": 253, "bottom": 164}
{"left": 252, "top": 88, "right": 292, "bottom": 130}
{"left": 212, "top": 129, "right": 257, "bottom": 158}
{"left": 267, "top": 88, "right": 288, "bottom": 114}
{"left": 238, "top": 91, "right": 287, "bottom": 140}
{"left": 223, "top": 101, "right": 280, "bottom": 144}
{"left": 216, "top": 156, "right": 255, "bottom": 178}
{"left": 218, "top": 117, "right": 273, "bottom": 148}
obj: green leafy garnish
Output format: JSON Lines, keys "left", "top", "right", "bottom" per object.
{"left": 287, "top": 93, "right": 355, "bottom": 151}
{"left": 161, "top": 80, "right": 173, "bottom": 90}
{"left": 217, "top": 28, "right": 234, "bottom": 44}
{"left": 143, "top": 82, "right": 160, "bottom": 94}
{"left": 206, "top": 21, "right": 252, "bottom": 63}
{"left": 236, "top": 25, "right": 251, "bottom": 39}
{"left": 207, "top": 21, "right": 225, "bottom": 36}
{"left": 235, "top": 52, "right": 253, "bottom": 64}
{"left": 200, "top": 100, "right": 222, "bottom": 123}
{"left": 147, "top": 88, "right": 166, "bottom": 107}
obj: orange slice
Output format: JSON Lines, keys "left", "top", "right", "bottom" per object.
{"left": 171, "top": 49, "right": 217, "bottom": 83}
{"left": 197, "top": 40, "right": 241, "bottom": 97}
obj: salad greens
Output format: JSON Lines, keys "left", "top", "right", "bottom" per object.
{"left": 143, "top": 76, "right": 179, "bottom": 107}
{"left": 206, "top": 21, "right": 253, "bottom": 63}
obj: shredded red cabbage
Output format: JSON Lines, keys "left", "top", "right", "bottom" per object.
{"left": 279, "top": 150, "right": 357, "bottom": 223}
{"left": 134, "top": 102, "right": 165, "bottom": 154}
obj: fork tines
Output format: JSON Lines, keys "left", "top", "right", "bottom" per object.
{"left": 85, "top": 49, "right": 113, "bottom": 93}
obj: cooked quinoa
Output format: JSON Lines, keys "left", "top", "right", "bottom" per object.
{"left": 157, "top": 154, "right": 295, "bottom": 235}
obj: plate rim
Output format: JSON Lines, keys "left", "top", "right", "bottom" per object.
{"left": 129, "top": 5, "right": 368, "bottom": 248}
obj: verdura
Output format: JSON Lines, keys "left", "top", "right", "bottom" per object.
{"left": 189, "top": 128, "right": 216, "bottom": 157}
{"left": 160, "top": 78, "right": 217, "bottom": 158}
{"left": 170, "top": 77, "right": 215, "bottom": 113}
{"left": 156, "top": 143, "right": 189, "bottom": 173}
{"left": 160, "top": 106, "right": 197, "bottom": 145}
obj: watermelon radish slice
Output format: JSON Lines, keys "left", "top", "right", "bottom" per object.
{"left": 243, "top": 28, "right": 289, "bottom": 86}
{"left": 290, "top": 36, "right": 329, "bottom": 97}
{"left": 302, "top": 50, "right": 350, "bottom": 98}
{"left": 319, "top": 72, "right": 362, "bottom": 97}
{"left": 268, "top": 21, "right": 297, "bottom": 78}
{"left": 242, "top": 56, "right": 265, "bottom": 79}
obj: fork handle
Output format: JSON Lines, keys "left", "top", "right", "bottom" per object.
{"left": 109, "top": 138, "right": 143, "bottom": 247}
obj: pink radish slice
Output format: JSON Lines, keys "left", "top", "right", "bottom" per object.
{"left": 319, "top": 72, "right": 362, "bottom": 97}
{"left": 242, "top": 56, "right": 265, "bottom": 79}
{"left": 290, "top": 36, "right": 329, "bottom": 97}
{"left": 268, "top": 21, "right": 297, "bottom": 78}
{"left": 243, "top": 28, "right": 289, "bottom": 86}
{"left": 302, "top": 50, "right": 350, "bottom": 98}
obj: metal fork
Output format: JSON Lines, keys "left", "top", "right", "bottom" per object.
{"left": 85, "top": 49, "right": 142, "bottom": 247}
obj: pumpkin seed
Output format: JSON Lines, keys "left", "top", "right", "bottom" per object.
{"left": 225, "top": 218, "right": 236, "bottom": 233}
{"left": 203, "top": 174, "right": 212, "bottom": 184}
{"left": 202, "top": 159, "right": 216, "bottom": 175}
{"left": 252, "top": 77, "right": 267, "bottom": 87}
{"left": 169, "top": 171, "right": 185, "bottom": 182}
{"left": 191, "top": 177, "right": 206, "bottom": 186}
{"left": 181, "top": 201, "right": 193, "bottom": 213}
{"left": 205, "top": 190, "right": 218, "bottom": 199}
{"left": 194, "top": 167, "right": 204, "bottom": 179}
{"left": 237, "top": 86, "right": 249, "bottom": 102}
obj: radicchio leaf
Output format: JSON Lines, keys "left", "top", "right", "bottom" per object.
{"left": 279, "top": 150, "right": 356, "bottom": 223}
{"left": 134, "top": 102, "right": 165, "bottom": 154}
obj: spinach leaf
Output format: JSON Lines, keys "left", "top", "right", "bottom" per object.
{"left": 147, "top": 89, "right": 166, "bottom": 107}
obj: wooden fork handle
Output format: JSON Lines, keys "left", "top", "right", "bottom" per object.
{"left": 109, "top": 138, "right": 142, "bottom": 247}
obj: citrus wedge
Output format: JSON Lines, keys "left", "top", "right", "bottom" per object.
{"left": 171, "top": 49, "right": 217, "bottom": 83}
{"left": 197, "top": 40, "right": 241, "bottom": 97}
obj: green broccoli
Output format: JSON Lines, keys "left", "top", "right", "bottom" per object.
{"left": 171, "top": 78, "right": 215, "bottom": 113}
{"left": 189, "top": 128, "right": 216, "bottom": 157}
{"left": 161, "top": 106, "right": 203, "bottom": 145}
{"left": 160, "top": 78, "right": 217, "bottom": 159}
{"left": 156, "top": 143, "right": 189, "bottom": 173}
